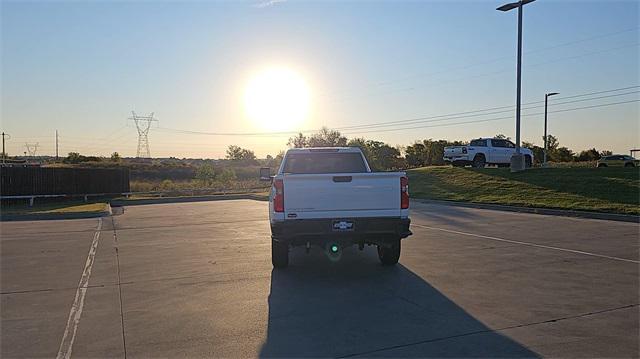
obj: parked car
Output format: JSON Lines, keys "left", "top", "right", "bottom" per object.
{"left": 261, "top": 147, "right": 411, "bottom": 268}
{"left": 597, "top": 155, "right": 638, "bottom": 167}
{"left": 444, "top": 138, "right": 533, "bottom": 168}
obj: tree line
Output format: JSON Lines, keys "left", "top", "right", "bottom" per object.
{"left": 252, "top": 127, "right": 612, "bottom": 170}
{"left": 55, "top": 127, "right": 616, "bottom": 172}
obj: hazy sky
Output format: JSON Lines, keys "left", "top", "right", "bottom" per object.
{"left": 1, "top": 0, "right": 638, "bottom": 158}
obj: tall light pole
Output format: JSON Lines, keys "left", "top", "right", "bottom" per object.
{"left": 55, "top": 130, "right": 59, "bottom": 161}
{"left": 543, "top": 92, "right": 559, "bottom": 167}
{"left": 1, "top": 132, "right": 9, "bottom": 164}
{"left": 497, "top": 0, "right": 536, "bottom": 172}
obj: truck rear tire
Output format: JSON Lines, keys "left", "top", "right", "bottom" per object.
{"left": 378, "top": 238, "right": 401, "bottom": 266}
{"left": 473, "top": 155, "right": 486, "bottom": 168}
{"left": 272, "top": 239, "right": 289, "bottom": 268}
{"left": 525, "top": 155, "right": 532, "bottom": 168}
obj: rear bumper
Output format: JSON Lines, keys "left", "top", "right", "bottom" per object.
{"left": 444, "top": 155, "right": 471, "bottom": 163}
{"left": 271, "top": 217, "right": 411, "bottom": 246}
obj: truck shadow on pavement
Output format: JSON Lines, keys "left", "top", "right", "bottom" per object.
{"left": 259, "top": 246, "right": 537, "bottom": 358}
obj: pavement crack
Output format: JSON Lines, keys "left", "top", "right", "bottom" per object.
{"left": 2, "top": 270, "right": 271, "bottom": 295}
{"left": 111, "top": 215, "right": 128, "bottom": 359}
{"left": 0, "top": 283, "right": 108, "bottom": 295}
{"left": 116, "top": 269, "right": 271, "bottom": 286}
{"left": 501, "top": 303, "right": 639, "bottom": 329}
{"left": 338, "top": 303, "right": 639, "bottom": 358}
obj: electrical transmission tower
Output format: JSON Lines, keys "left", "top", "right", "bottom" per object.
{"left": 24, "top": 143, "right": 39, "bottom": 157}
{"left": 129, "top": 111, "right": 157, "bottom": 158}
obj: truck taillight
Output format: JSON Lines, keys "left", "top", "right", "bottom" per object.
{"left": 273, "top": 179, "right": 284, "bottom": 212}
{"left": 400, "top": 176, "right": 409, "bottom": 209}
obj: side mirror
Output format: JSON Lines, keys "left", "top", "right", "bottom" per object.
{"left": 259, "top": 167, "right": 272, "bottom": 182}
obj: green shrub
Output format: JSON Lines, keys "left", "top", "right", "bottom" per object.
{"left": 160, "top": 179, "right": 174, "bottom": 190}
{"left": 195, "top": 163, "right": 216, "bottom": 185}
{"left": 218, "top": 168, "right": 237, "bottom": 185}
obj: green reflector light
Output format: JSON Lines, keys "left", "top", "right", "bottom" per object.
{"left": 331, "top": 245, "right": 339, "bottom": 253}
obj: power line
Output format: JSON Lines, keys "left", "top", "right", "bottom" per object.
{"left": 547, "top": 85, "right": 640, "bottom": 101}
{"left": 59, "top": 132, "right": 135, "bottom": 146}
{"left": 336, "top": 87, "right": 640, "bottom": 131}
{"left": 10, "top": 88, "right": 636, "bottom": 156}
{"left": 524, "top": 27, "right": 639, "bottom": 55}
{"left": 12, "top": 87, "right": 636, "bottom": 156}
{"left": 155, "top": 126, "right": 298, "bottom": 137}
{"left": 543, "top": 91, "right": 639, "bottom": 107}
{"left": 397, "top": 42, "right": 640, "bottom": 100}
{"left": 341, "top": 99, "right": 640, "bottom": 135}
{"left": 10, "top": 126, "right": 131, "bottom": 153}
{"left": 324, "top": 27, "right": 639, "bottom": 97}
{"left": 527, "top": 42, "right": 640, "bottom": 69}
{"left": 334, "top": 89, "right": 640, "bottom": 131}
{"left": 42, "top": 99, "right": 637, "bottom": 155}
{"left": 325, "top": 41, "right": 639, "bottom": 104}
{"left": 153, "top": 86, "right": 638, "bottom": 137}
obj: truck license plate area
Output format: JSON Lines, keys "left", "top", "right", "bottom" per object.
{"left": 332, "top": 220, "right": 354, "bottom": 232}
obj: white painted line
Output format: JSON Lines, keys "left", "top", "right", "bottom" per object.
{"left": 56, "top": 218, "right": 103, "bottom": 359}
{"left": 412, "top": 223, "right": 639, "bottom": 264}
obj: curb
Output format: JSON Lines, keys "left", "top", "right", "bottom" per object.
{"left": 1, "top": 204, "right": 113, "bottom": 222}
{"left": 109, "top": 193, "right": 268, "bottom": 207}
{"left": 414, "top": 199, "right": 639, "bottom": 223}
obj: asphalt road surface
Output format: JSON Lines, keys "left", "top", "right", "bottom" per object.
{"left": 1, "top": 200, "right": 638, "bottom": 358}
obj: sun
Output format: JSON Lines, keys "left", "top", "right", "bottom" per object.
{"left": 244, "top": 67, "right": 310, "bottom": 132}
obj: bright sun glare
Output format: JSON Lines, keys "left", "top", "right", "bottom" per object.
{"left": 244, "top": 67, "right": 310, "bottom": 132}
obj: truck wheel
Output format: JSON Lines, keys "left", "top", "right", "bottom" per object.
{"left": 377, "top": 238, "right": 401, "bottom": 266}
{"left": 525, "top": 155, "right": 532, "bottom": 168}
{"left": 624, "top": 162, "right": 635, "bottom": 167}
{"left": 472, "top": 155, "right": 486, "bottom": 168}
{"left": 272, "top": 239, "right": 289, "bottom": 268}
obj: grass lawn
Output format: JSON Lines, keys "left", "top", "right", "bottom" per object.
{"left": 408, "top": 166, "right": 640, "bottom": 215}
{"left": 1, "top": 201, "right": 109, "bottom": 216}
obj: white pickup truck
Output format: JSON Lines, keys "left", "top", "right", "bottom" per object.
{"left": 261, "top": 147, "right": 411, "bottom": 268}
{"left": 444, "top": 138, "right": 533, "bottom": 168}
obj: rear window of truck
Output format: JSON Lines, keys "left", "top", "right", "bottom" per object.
{"left": 283, "top": 152, "right": 368, "bottom": 174}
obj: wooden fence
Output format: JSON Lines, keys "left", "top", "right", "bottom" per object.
{"left": 1, "top": 167, "right": 130, "bottom": 196}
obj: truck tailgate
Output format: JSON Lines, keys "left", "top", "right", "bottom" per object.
{"left": 283, "top": 172, "right": 402, "bottom": 219}
{"left": 444, "top": 146, "right": 466, "bottom": 157}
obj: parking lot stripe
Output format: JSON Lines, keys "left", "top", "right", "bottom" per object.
{"left": 56, "top": 218, "right": 103, "bottom": 359}
{"left": 412, "top": 223, "right": 639, "bottom": 264}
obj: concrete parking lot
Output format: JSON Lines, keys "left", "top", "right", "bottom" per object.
{"left": 1, "top": 199, "right": 638, "bottom": 358}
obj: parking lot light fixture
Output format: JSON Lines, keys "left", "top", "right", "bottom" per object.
{"left": 543, "top": 92, "right": 559, "bottom": 167}
{"left": 497, "top": 0, "right": 535, "bottom": 12}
